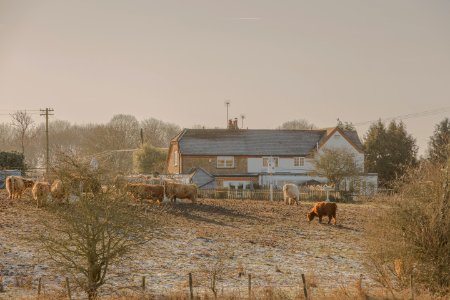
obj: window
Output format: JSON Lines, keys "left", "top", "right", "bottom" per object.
{"left": 294, "top": 157, "right": 305, "bottom": 167}
{"left": 173, "top": 151, "right": 179, "bottom": 166}
{"left": 217, "top": 156, "right": 234, "bottom": 168}
{"left": 262, "top": 157, "right": 279, "bottom": 167}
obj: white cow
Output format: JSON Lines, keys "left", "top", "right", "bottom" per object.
{"left": 283, "top": 183, "right": 300, "bottom": 205}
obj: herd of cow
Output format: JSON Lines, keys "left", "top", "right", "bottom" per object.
{"left": 3, "top": 174, "right": 198, "bottom": 207}
{"left": 3, "top": 175, "right": 337, "bottom": 224}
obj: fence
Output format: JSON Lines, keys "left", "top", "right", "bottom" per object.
{"left": 9, "top": 271, "right": 380, "bottom": 300}
{"left": 198, "top": 188, "right": 342, "bottom": 201}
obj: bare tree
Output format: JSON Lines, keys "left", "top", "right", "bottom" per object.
{"left": 41, "top": 155, "right": 156, "bottom": 299}
{"left": 10, "top": 110, "right": 35, "bottom": 154}
{"left": 314, "top": 148, "right": 359, "bottom": 190}
{"left": 278, "top": 119, "right": 317, "bottom": 130}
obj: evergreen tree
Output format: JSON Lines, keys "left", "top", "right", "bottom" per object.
{"left": 132, "top": 143, "right": 167, "bottom": 174}
{"left": 428, "top": 118, "right": 450, "bottom": 165}
{"left": 364, "top": 120, "right": 417, "bottom": 187}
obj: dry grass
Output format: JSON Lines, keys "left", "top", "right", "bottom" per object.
{"left": 1, "top": 188, "right": 442, "bottom": 299}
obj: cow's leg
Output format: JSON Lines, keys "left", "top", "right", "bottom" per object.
{"left": 328, "top": 215, "right": 332, "bottom": 224}
{"left": 318, "top": 215, "right": 322, "bottom": 223}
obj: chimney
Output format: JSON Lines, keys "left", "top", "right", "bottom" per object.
{"left": 228, "top": 119, "right": 233, "bottom": 129}
{"left": 233, "top": 118, "right": 238, "bottom": 130}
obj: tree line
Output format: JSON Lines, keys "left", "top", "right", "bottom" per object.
{"left": 0, "top": 113, "right": 180, "bottom": 174}
{"left": 1, "top": 113, "right": 449, "bottom": 186}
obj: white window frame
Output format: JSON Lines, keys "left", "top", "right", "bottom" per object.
{"left": 217, "top": 156, "right": 234, "bottom": 168}
{"left": 294, "top": 157, "right": 305, "bottom": 167}
{"left": 173, "top": 151, "right": 179, "bottom": 166}
{"left": 262, "top": 157, "right": 279, "bottom": 167}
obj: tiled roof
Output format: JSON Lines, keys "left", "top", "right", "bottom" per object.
{"left": 342, "top": 130, "right": 364, "bottom": 151}
{"left": 177, "top": 129, "right": 328, "bottom": 156}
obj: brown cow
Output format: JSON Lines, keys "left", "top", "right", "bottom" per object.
{"left": 307, "top": 201, "right": 337, "bottom": 225}
{"left": 32, "top": 182, "right": 50, "bottom": 208}
{"left": 51, "top": 179, "right": 66, "bottom": 202}
{"left": 5, "top": 176, "right": 34, "bottom": 200}
{"left": 125, "top": 183, "right": 164, "bottom": 203}
{"left": 164, "top": 182, "right": 197, "bottom": 204}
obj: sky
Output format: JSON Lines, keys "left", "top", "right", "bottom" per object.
{"left": 1, "top": 0, "right": 449, "bottom": 156}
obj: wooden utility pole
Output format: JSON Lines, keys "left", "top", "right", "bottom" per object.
{"left": 40, "top": 108, "right": 54, "bottom": 177}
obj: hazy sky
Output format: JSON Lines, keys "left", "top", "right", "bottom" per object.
{"left": 1, "top": 0, "right": 449, "bottom": 155}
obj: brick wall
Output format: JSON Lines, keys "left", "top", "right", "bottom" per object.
{"left": 166, "top": 142, "right": 180, "bottom": 174}
{"left": 182, "top": 156, "right": 248, "bottom": 175}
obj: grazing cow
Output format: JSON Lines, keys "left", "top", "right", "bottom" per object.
{"left": 5, "top": 176, "right": 34, "bottom": 200}
{"left": 32, "top": 182, "right": 50, "bottom": 208}
{"left": 125, "top": 183, "right": 164, "bottom": 203}
{"left": 50, "top": 179, "right": 66, "bottom": 202}
{"left": 307, "top": 201, "right": 337, "bottom": 225}
{"left": 164, "top": 181, "right": 197, "bottom": 204}
{"left": 283, "top": 183, "right": 299, "bottom": 205}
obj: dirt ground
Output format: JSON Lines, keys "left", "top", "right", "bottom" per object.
{"left": 0, "top": 189, "right": 380, "bottom": 299}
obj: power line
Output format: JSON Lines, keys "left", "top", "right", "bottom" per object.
{"left": 352, "top": 106, "right": 450, "bottom": 127}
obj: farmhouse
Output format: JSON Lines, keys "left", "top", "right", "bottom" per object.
{"left": 166, "top": 124, "right": 377, "bottom": 193}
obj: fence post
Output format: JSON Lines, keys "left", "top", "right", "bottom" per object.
{"left": 410, "top": 274, "right": 414, "bottom": 300}
{"left": 188, "top": 273, "right": 194, "bottom": 300}
{"left": 37, "top": 277, "right": 42, "bottom": 296}
{"left": 66, "top": 277, "right": 72, "bottom": 300}
{"left": 248, "top": 273, "right": 252, "bottom": 299}
{"left": 301, "top": 274, "right": 308, "bottom": 300}
{"left": 142, "top": 276, "right": 146, "bottom": 291}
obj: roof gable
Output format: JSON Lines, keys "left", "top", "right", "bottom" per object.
{"left": 318, "top": 127, "right": 364, "bottom": 153}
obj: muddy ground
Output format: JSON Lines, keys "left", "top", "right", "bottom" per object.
{"left": 0, "top": 189, "right": 380, "bottom": 299}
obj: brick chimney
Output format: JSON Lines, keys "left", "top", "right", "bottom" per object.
{"left": 228, "top": 119, "right": 233, "bottom": 129}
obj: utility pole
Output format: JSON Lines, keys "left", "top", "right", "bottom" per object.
{"left": 240, "top": 114, "right": 245, "bottom": 129}
{"left": 225, "top": 100, "right": 230, "bottom": 127}
{"left": 40, "top": 108, "right": 54, "bottom": 178}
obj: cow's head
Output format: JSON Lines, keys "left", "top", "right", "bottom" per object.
{"left": 307, "top": 210, "right": 317, "bottom": 222}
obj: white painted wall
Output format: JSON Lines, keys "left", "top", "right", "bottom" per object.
{"left": 247, "top": 157, "right": 315, "bottom": 174}
{"left": 259, "top": 174, "right": 328, "bottom": 187}
{"left": 318, "top": 131, "right": 364, "bottom": 172}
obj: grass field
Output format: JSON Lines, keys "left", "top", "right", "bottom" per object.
{"left": 0, "top": 189, "right": 383, "bottom": 299}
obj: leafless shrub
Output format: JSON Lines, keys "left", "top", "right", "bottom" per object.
{"left": 200, "top": 244, "right": 234, "bottom": 299}
{"left": 37, "top": 159, "right": 158, "bottom": 300}
{"left": 366, "top": 160, "right": 450, "bottom": 296}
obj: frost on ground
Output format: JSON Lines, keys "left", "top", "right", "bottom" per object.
{"left": 0, "top": 190, "right": 380, "bottom": 298}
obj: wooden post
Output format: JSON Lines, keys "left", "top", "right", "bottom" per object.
{"left": 142, "top": 276, "right": 146, "bottom": 291}
{"left": 357, "top": 274, "right": 364, "bottom": 298}
{"left": 248, "top": 273, "right": 252, "bottom": 299}
{"left": 301, "top": 274, "right": 308, "bottom": 300}
{"left": 410, "top": 274, "right": 414, "bottom": 300}
{"left": 37, "top": 277, "right": 42, "bottom": 295}
{"left": 188, "top": 273, "right": 194, "bottom": 300}
{"left": 66, "top": 277, "right": 72, "bottom": 300}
